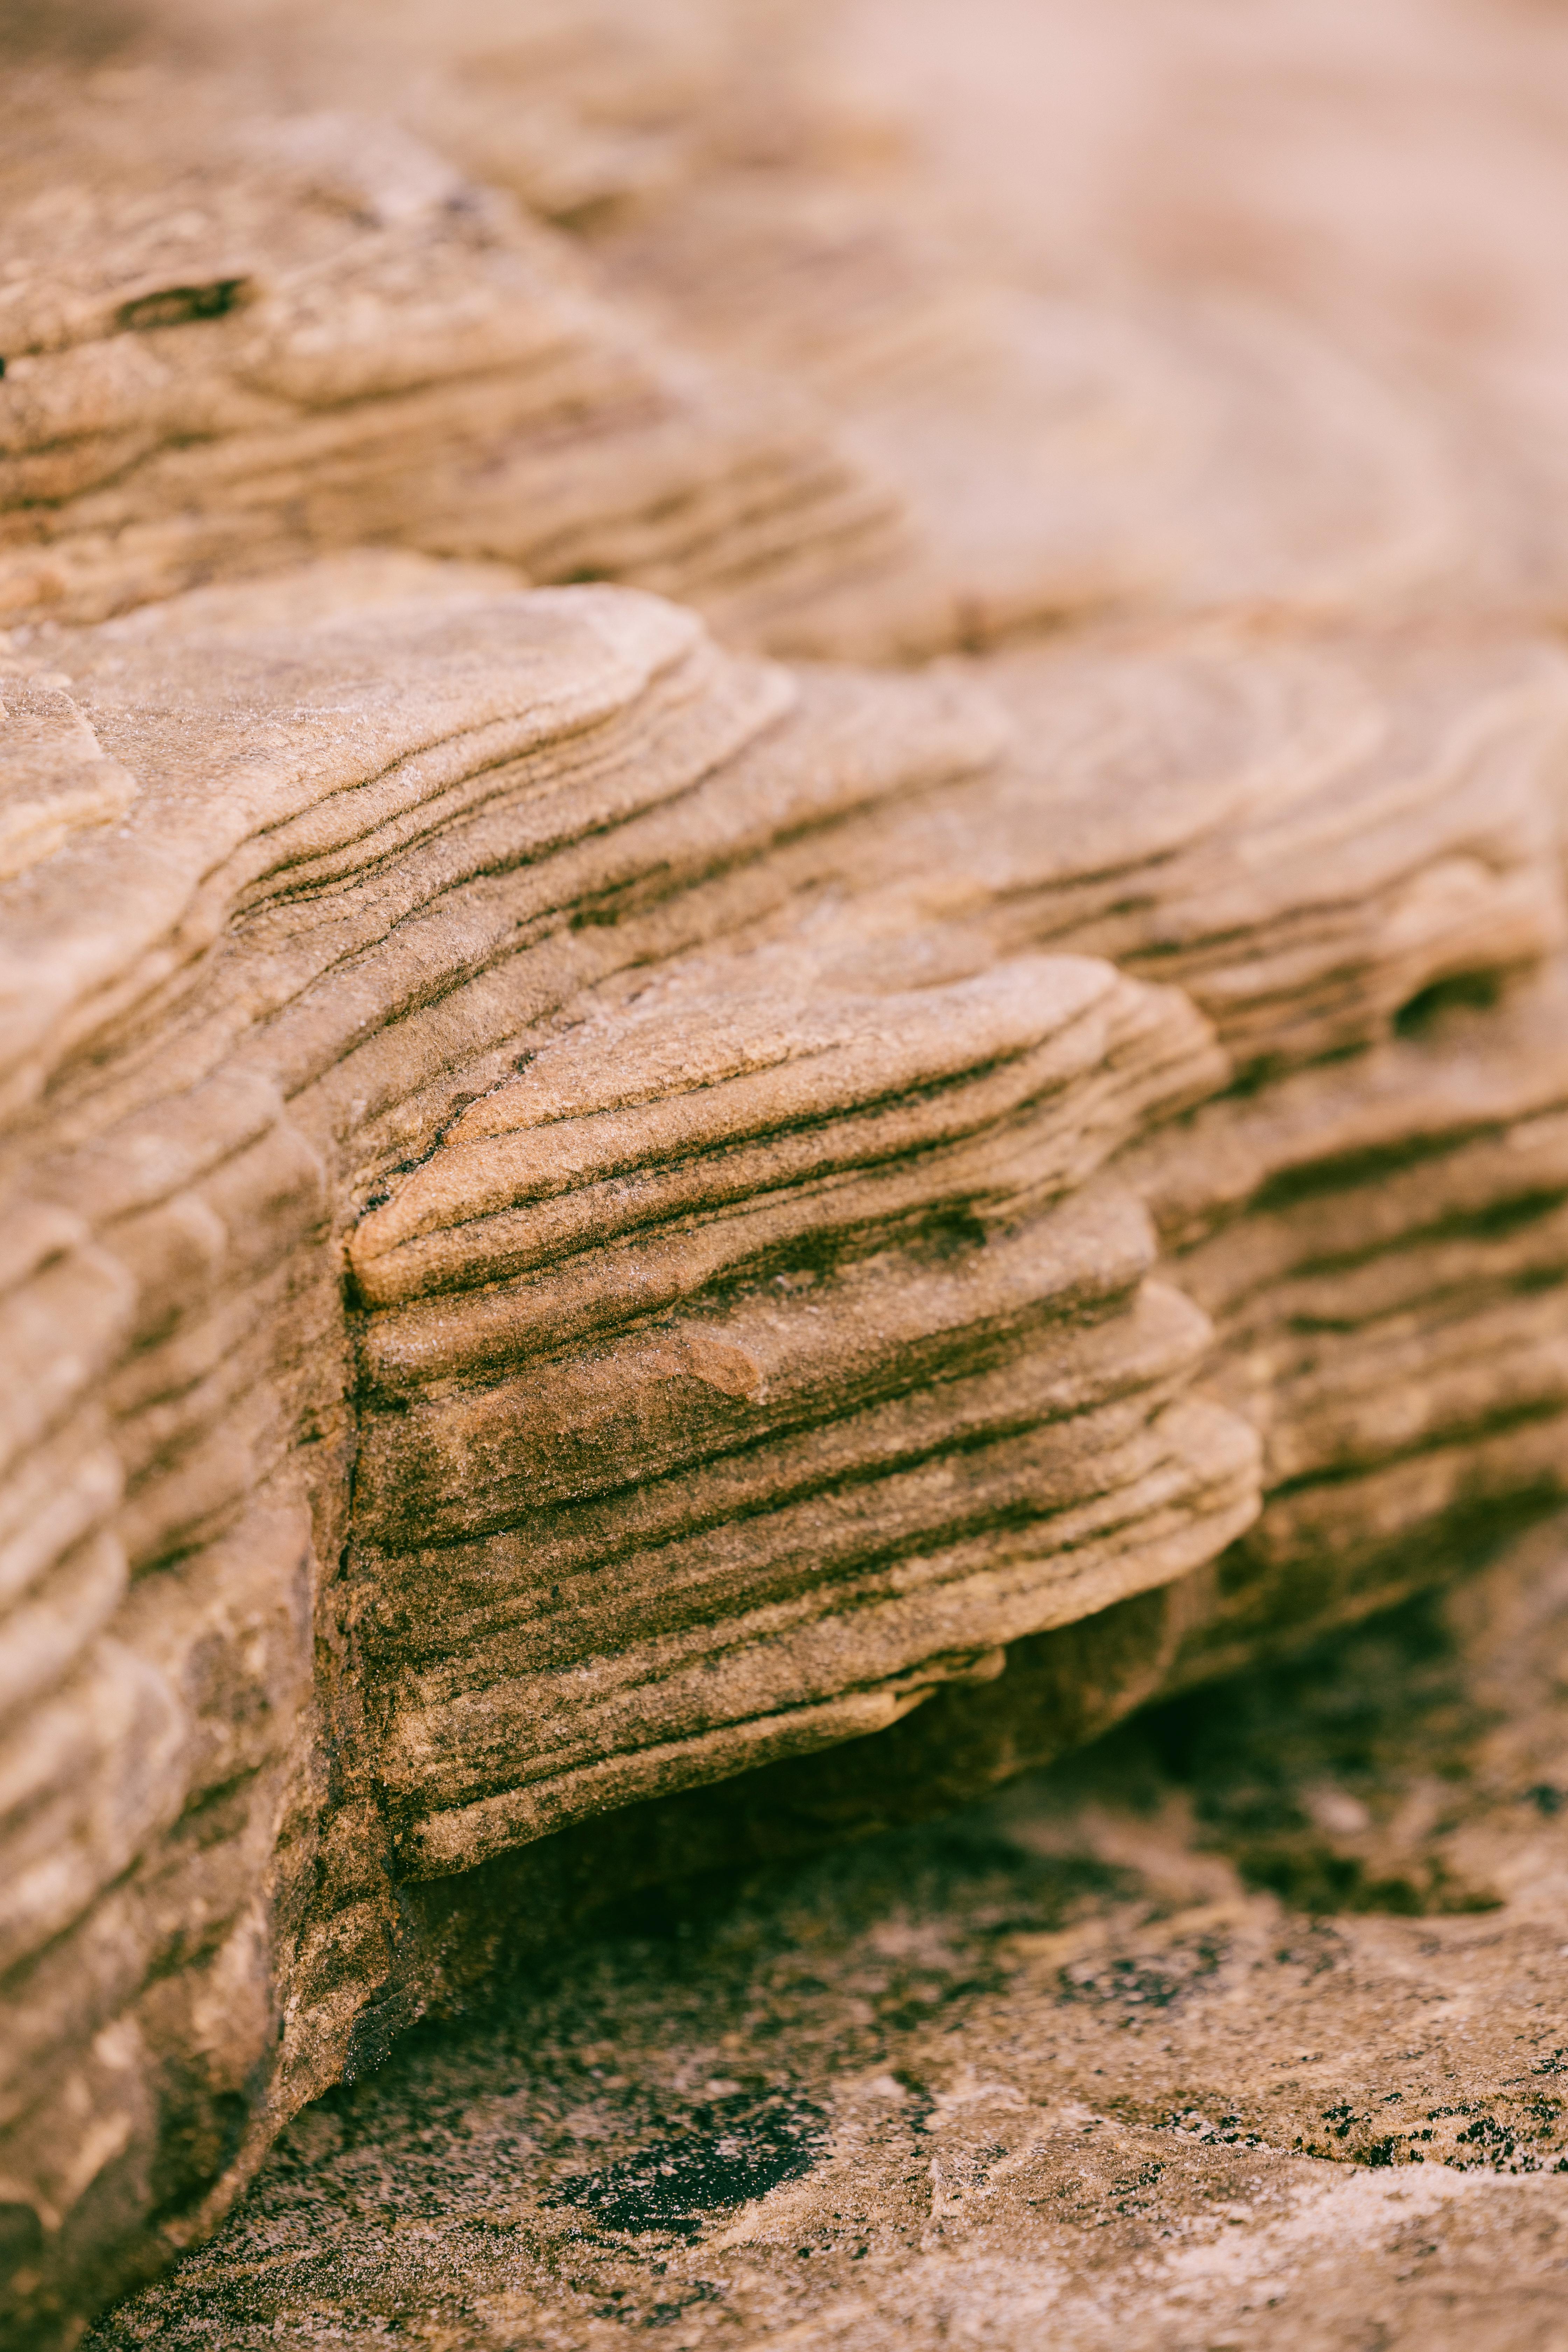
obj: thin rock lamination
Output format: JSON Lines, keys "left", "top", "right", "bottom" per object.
{"left": 2, "top": 11, "right": 1567, "bottom": 2347}
{"left": 6, "top": 53, "right": 1562, "bottom": 665}
{"left": 5, "top": 559, "right": 1568, "bottom": 2343}
{"left": 0, "top": 98, "right": 908, "bottom": 645}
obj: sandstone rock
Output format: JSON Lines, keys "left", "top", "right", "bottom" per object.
{"left": 6, "top": 10, "right": 1568, "bottom": 2346}
{"left": 598, "top": 188, "right": 1526, "bottom": 647}
{"left": 821, "top": 0, "right": 1568, "bottom": 401}
{"left": 166, "top": 0, "right": 1568, "bottom": 643}
{"left": 0, "top": 89, "right": 908, "bottom": 643}
{"left": 11, "top": 12, "right": 1562, "bottom": 657}
{"left": 5, "top": 555, "right": 1568, "bottom": 2344}
{"left": 798, "top": 0, "right": 1568, "bottom": 625}
{"left": 80, "top": 1512, "right": 1568, "bottom": 2352}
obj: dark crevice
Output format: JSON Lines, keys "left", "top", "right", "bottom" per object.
{"left": 115, "top": 278, "right": 254, "bottom": 334}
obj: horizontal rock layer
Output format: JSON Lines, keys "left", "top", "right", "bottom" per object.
{"left": 8, "top": 33, "right": 1568, "bottom": 658}
{"left": 6, "top": 10, "right": 1568, "bottom": 2345}
{"left": 4, "top": 558, "right": 1568, "bottom": 2346}
{"left": 0, "top": 95, "right": 909, "bottom": 646}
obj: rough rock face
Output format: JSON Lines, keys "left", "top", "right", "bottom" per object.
{"left": 78, "top": 1514, "right": 1568, "bottom": 2352}
{"left": 6, "top": 7, "right": 1568, "bottom": 2348}
{"left": 0, "top": 93, "right": 909, "bottom": 644}
{"left": 11, "top": 19, "right": 1568, "bottom": 659}
{"left": 6, "top": 556, "right": 1568, "bottom": 2346}
{"left": 99, "top": 0, "right": 1568, "bottom": 645}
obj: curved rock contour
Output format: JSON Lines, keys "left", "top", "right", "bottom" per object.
{"left": 5, "top": 10, "right": 1568, "bottom": 2346}
{"left": 4, "top": 556, "right": 1568, "bottom": 2344}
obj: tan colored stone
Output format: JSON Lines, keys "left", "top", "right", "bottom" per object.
{"left": 6, "top": 8, "right": 1568, "bottom": 2344}
{"left": 4, "top": 558, "right": 1568, "bottom": 2346}
{"left": 80, "top": 1513, "right": 1568, "bottom": 2352}
{"left": 0, "top": 86, "right": 906, "bottom": 644}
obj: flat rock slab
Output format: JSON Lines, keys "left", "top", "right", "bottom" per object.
{"left": 89, "top": 1519, "right": 1568, "bottom": 2352}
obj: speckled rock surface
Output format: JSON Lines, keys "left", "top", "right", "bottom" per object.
{"left": 84, "top": 1516, "right": 1568, "bottom": 2351}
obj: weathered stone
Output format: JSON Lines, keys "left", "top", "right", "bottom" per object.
{"left": 5, "top": 551, "right": 1568, "bottom": 2344}
{"left": 136, "top": 0, "right": 1568, "bottom": 645}
{"left": 81, "top": 1513, "right": 1568, "bottom": 2352}
{"left": 0, "top": 85, "right": 907, "bottom": 644}
{"left": 5, "top": 8, "right": 1568, "bottom": 2345}
{"left": 13, "top": 7, "right": 1568, "bottom": 657}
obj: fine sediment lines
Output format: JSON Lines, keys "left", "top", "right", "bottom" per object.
{"left": 9, "top": 43, "right": 1566, "bottom": 665}
{"left": 5, "top": 572, "right": 1568, "bottom": 2352}
{"left": 0, "top": 96, "right": 908, "bottom": 645}
{"left": 6, "top": 10, "right": 1568, "bottom": 2343}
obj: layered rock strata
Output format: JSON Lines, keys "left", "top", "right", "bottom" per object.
{"left": 7, "top": 38, "right": 1561, "bottom": 662}
{"left": 0, "top": 98, "right": 909, "bottom": 643}
{"left": 598, "top": 191, "right": 1533, "bottom": 647}
{"left": 7, "top": 11, "right": 1568, "bottom": 2346}
{"left": 4, "top": 558, "right": 1568, "bottom": 2344}
{"left": 82, "top": 1511, "right": 1568, "bottom": 2352}
{"left": 780, "top": 628, "right": 1568, "bottom": 1633}
{"left": 0, "top": 564, "right": 1186, "bottom": 2342}
{"left": 107, "top": 0, "right": 1568, "bottom": 643}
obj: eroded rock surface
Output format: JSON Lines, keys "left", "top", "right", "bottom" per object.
{"left": 0, "top": 86, "right": 910, "bottom": 644}
{"left": 6, "top": 553, "right": 1568, "bottom": 2347}
{"left": 96, "top": 0, "right": 1568, "bottom": 645}
{"left": 5, "top": 7, "right": 1568, "bottom": 2347}
{"left": 12, "top": 9, "right": 1568, "bottom": 656}
{"left": 83, "top": 1517, "right": 1568, "bottom": 2352}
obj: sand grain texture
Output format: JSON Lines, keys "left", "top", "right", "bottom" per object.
{"left": 5, "top": 5, "right": 1568, "bottom": 2345}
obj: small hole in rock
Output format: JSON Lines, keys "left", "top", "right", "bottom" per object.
{"left": 1394, "top": 968, "right": 1505, "bottom": 1038}
{"left": 116, "top": 277, "right": 253, "bottom": 332}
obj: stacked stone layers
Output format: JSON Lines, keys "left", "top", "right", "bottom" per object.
{"left": 7, "top": 43, "right": 1561, "bottom": 668}
{"left": 116, "top": 0, "right": 1568, "bottom": 637}
{"left": 598, "top": 187, "right": 1524, "bottom": 651}
{"left": 0, "top": 104, "right": 910, "bottom": 645}
{"left": 6, "top": 564, "right": 1568, "bottom": 2348}
{"left": 0, "top": 573, "right": 782, "bottom": 2333}
{"left": 0, "top": 570, "right": 1203, "bottom": 2341}
{"left": 351, "top": 958, "right": 1242, "bottom": 1875}
{"left": 752, "top": 626, "right": 1568, "bottom": 1629}
{"left": 5, "top": 9, "right": 1568, "bottom": 2343}
{"left": 571, "top": 0, "right": 1568, "bottom": 639}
